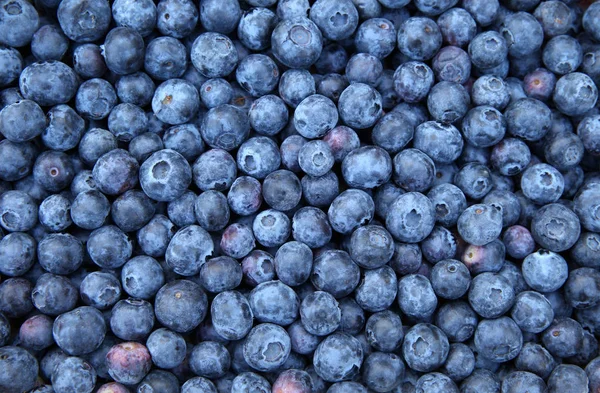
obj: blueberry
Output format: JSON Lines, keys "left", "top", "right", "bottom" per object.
{"left": 154, "top": 280, "right": 208, "bottom": 333}
{"left": 531, "top": 203, "right": 580, "bottom": 252}
{"left": 237, "top": 7, "right": 277, "bottom": 52}
{"left": 583, "top": 1, "right": 600, "bottom": 42}
{"left": 565, "top": 267, "right": 600, "bottom": 309}
{"left": 397, "top": 274, "right": 437, "bottom": 321}
{"left": 165, "top": 224, "right": 213, "bottom": 275}
{"left": 468, "top": 272, "right": 514, "bottom": 318}
{"left": 249, "top": 280, "right": 299, "bottom": 326}
{"left": 402, "top": 323, "right": 449, "bottom": 372}
{"left": 106, "top": 342, "right": 152, "bottom": 385}
{"left": 553, "top": 72, "right": 598, "bottom": 117}
{"left": 322, "top": 126, "right": 360, "bottom": 163}
{"left": 192, "top": 149, "right": 236, "bottom": 193}
{"left": 0, "top": 232, "right": 35, "bottom": 277}
{"left": 574, "top": 181, "right": 600, "bottom": 233}
{"left": 301, "top": 171, "right": 339, "bottom": 208}
{"left": 191, "top": 33, "right": 238, "bottom": 79}
{"left": 431, "top": 259, "right": 470, "bottom": 300}
{"left": 188, "top": 341, "right": 231, "bottom": 379}
{"left": 361, "top": 352, "right": 405, "bottom": 392}
{"left": 437, "top": 7, "right": 477, "bottom": 46}
{"left": 397, "top": 17, "right": 442, "bottom": 61}
{"left": 338, "top": 83, "right": 383, "bottom": 129}
{"left": 461, "top": 239, "right": 506, "bottom": 275}
{"left": 121, "top": 255, "right": 165, "bottom": 300}
{"left": 490, "top": 138, "right": 531, "bottom": 176}
{"left": 432, "top": 46, "right": 471, "bottom": 84}
{"left": 57, "top": 0, "right": 110, "bottom": 42}
{"left": 300, "top": 291, "right": 341, "bottom": 336}
{"left": 345, "top": 53, "right": 383, "bottom": 86}
{"left": 152, "top": 79, "right": 200, "bottom": 125}
{"left": 112, "top": 0, "right": 156, "bottom": 36}
{"left": 509, "top": 291, "right": 554, "bottom": 335}
{"left": 501, "top": 371, "right": 546, "bottom": 393}
{"left": 272, "top": 17, "right": 323, "bottom": 69}
{"left": 354, "top": 18, "right": 396, "bottom": 59}
{"left": 294, "top": 94, "right": 338, "bottom": 139}
{"left": 427, "top": 81, "right": 470, "bottom": 124}
{"left": 372, "top": 112, "right": 414, "bottom": 154}
{"left": 515, "top": 342, "right": 556, "bottom": 379}
{"left": 92, "top": 149, "right": 139, "bottom": 195}
{"left": 199, "top": 0, "right": 241, "bottom": 34}
{"left": 292, "top": 206, "right": 332, "bottom": 248}
{"left": 272, "top": 369, "right": 313, "bottom": 393}
{"left": 230, "top": 372, "right": 269, "bottom": 393}
{"left": 38, "top": 232, "right": 84, "bottom": 274}
{"left": 329, "top": 189, "right": 375, "bottom": 235}
{"left": 309, "top": 0, "right": 358, "bottom": 41}
{"left": 386, "top": 191, "right": 435, "bottom": 243}
{"left": 53, "top": 306, "right": 106, "bottom": 355}
{"left": 70, "top": 190, "right": 110, "bottom": 230}
{"left": 19, "top": 61, "right": 79, "bottom": 106}
{"left": 208, "top": 291, "right": 253, "bottom": 342}
{"left": 468, "top": 31, "right": 508, "bottom": 70}
{"left": 474, "top": 316, "right": 523, "bottom": 363}
{"left": 393, "top": 61, "right": 434, "bottom": 103}
{"left": 87, "top": 225, "right": 132, "bottom": 269}
{"left": 220, "top": 222, "right": 255, "bottom": 259}
{"left": 242, "top": 250, "right": 276, "bottom": 287}
{"left": 278, "top": 69, "right": 316, "bottom": 108}
{"left": 243, "top": 323, "right": 291, "bottom": 372}
{"left": 155, "top": 0, "right": 197, "bottom": 38}
{"left": 200, "top": 104, "right": 250, "bottom": 151}
{"left": 80, "top": 271, "right": 121, "bottom": 310}
{"left": 546, "top": 364, "right": 589, "bottom": 393}
{"left": 236, "top": 54, "right": 279, "bottom": 98}
{"left": 0, "top": 99, "right": 46, "bottom": 143}
{"left": 426, "top": 184, "right": 467, "bottom": 228}
{"left": 0, "top": 140, "right": 36, "bottom": 182}
{"left": 199, "top": 256, "right": 241, "bottom": 293}
{"left": 0, "top": 46, "right": 22, "bottom": 87}
{"left": 313, "top": 333, "right": 363, "bottom": 382}
{"left": 457, "top": 203, "right": 502, "bottom": 246}
{"left": 460, "top": 369, "right": 501, "bottom": 393}
{"left": 311, "top": 250, "right": 360, "bottom": 298}
{"left": 72, "top": 44, "right": 107, "bottom": 79}
{"left": 110, "top": 298, "right": 154, "bottom": 341}
{"left": 505, "top": 98, "right": 552, "bottom": 141}
{"left": 355, "top": 265, "right": 397, "bottom": 313}
{"left": 571, "top": 231, "right": 600, "bottom": 269}
{"left": 365, "top": 311, "right": 403, "bottom": 352}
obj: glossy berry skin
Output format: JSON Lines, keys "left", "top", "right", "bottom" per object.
{"left": 278, "top": 69, "right": 316, "bottom": 109}
{"left": 189, "top": 341, "right": 230, "bottom": 379}
{"left": 192, "top": 149, "right": 237, "bottom": 192}
{"left": 397, "top": 274, "right": 437, "bottom": 321}
{"left": 19, "top": 61, "right": 79, "bottom": 107}
{"left": 272, "top": 369, "right": 312, "bottom": 393}
{"left": 393, "top": 61, "right": 434, "bottom": 103}
{"left": 300, "top": 291, "right": 341, "bottom": 336}
{"left": 191, "top": 33, "right": 238, "bottom": 78}
{"left": 294, "top": 94, "right": 338, "bottom": 139}
{"left": 393, "top": 148, "right": 435, "bottom": 192}
{"left": 166, "top": 225, "right": 213, "bottom": 276}
{"left": 468, "top": 272, "right": 515, "bottom": 318}
{"left": 505, "top": 98, "right": 551, "bottom": 141}
{"left": 427, "top": 81, "right": 470, "bottom": 124}
{"left": 427, "top": 184, "right": 467, "bottom": 228}
{"left": 38, "top": 233, "right": 84, "bottom": 274}
{"left": 522, "top": 249, "right": 568, "bottom": 293}
{"left": 0, "top": 232, "right": 36, "bottom": 277}
{"left": 139, "top": 149, "right": 192, "bottom": 202}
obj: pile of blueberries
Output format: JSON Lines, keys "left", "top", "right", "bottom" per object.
{"left": 1, "top": 0, "right": 600, "bottom": 391}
